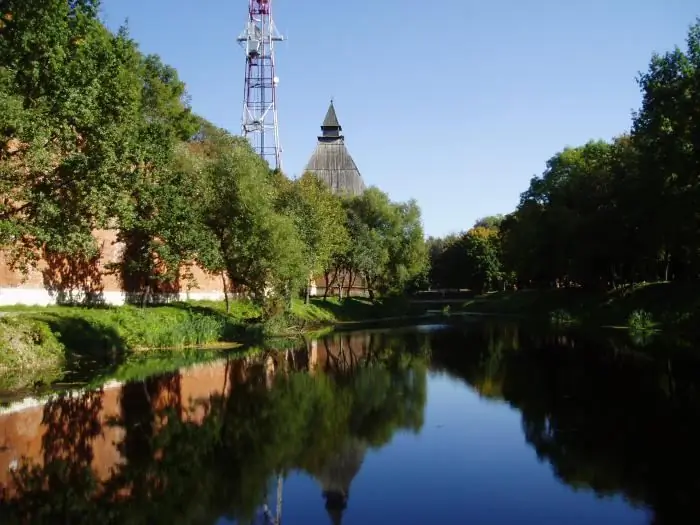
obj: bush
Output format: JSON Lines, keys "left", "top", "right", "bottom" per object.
{"left": 549, "top": 309, "right": 574, "bottom": 326}
{"left": 0, "top": 317, "right": 64, "bottom": 371}
{"left": 628, "top": 309, "right": 655, "bottom": 331}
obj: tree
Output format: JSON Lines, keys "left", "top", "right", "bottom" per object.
{"left": 632, "top": 18, "right": 700, "bottom": 281}
{"left": 0, "top": 0, "right": 145, "bottom": 268}
{"left": 276, "top": 172, "right": 349, "bottom": 303}
{"left": 115, "top": 54, "right": 199, "bottom": 302}
{"left": 428, "top": 221, "right": 504, "bottom": 293}
{"left": 426, "top": 18, "right": 700, "bottom": 294}
{"left": 196, "top": 136, "right": 307, "bottom": 312}
{"left": 340, "top": 188, "right": 428, "bottom": 299}
{"left": 461, "top": 226, "right": 504, "bottom": 292}
{"left": 474, "top": 215, "right": 505, "bottom": 230}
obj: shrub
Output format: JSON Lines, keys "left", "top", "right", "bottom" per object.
{"left": 0, "top": 317, "right": 64, "bottom": 371}
{"left": 549, "top": 309, "right": 574, "bottom": 326}
{"left": 627, "top": 309, "right": 655, "bottom": 332}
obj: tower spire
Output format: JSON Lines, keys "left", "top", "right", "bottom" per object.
{"left": 305, "top": 101, "right": 365, "bottom": 195}
{"left": 320, "top": 100, "right": 342, "bottom": 139}
{"left": 237, "top": 0, "right": 285, "bottom": 170}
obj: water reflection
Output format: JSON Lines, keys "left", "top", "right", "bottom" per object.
{"left": 0, "top": 331, "right": 427, "bottom": 524}
{"left": 1, "top": 323, "right": 700, "bottom": 523}
{"left": 430, "top": 322, "right": 700, "bottom": 525}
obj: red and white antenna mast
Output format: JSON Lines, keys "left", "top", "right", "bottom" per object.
{"left": 237, "top": 0, "right": 285, "bottom": 171}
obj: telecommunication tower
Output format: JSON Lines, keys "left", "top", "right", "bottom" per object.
{"left": 237, "top": 0, "right": 285, "bottom": 171}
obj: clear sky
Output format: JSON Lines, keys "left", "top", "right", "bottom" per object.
{"left": 100, "top": 0, "right": 698, "bottom": 238}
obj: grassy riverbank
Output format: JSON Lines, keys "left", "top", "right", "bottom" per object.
{"left": 0, "top": 296, "right": 409, "bottom": 373}
{"left": 457, "top": 281, "right": 700, "bottom": 331}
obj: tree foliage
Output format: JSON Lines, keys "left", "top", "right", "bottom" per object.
{"left": 0, "top": 0, "right": 146, "bottom": 266}
{"left": 333, "top": 188, "right": 428, "bottom": 298}
{"left": 0, "top": 1, "right": 429, "bottom": 313}
{"left": 428, "top": 218, "right": 505, "bottom": 292}
{"left": 428, "top": 18, "right": 700, "bottom": 292}
{"left": 276, "top": 172, "right": 349, "bottom": 302}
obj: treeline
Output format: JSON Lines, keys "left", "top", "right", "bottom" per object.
{"left": 0, "top": 1, "right": 427, "bottom": 314}
{"left": 429, "top": 19, "right": 700, "bottom": 292}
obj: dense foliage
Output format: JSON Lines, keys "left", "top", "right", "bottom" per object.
{"left": 429, "top": 19, "right": 700, "bottom": 292}
{"left": 0, "top": 1, "right": 428, "bottom": 315}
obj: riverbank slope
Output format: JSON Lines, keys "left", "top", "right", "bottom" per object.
{"left": 457, "top": 281, "right": 700, "bottom": 330}
{"left": 0, "top": 297, "right": 412, "bottom": 373}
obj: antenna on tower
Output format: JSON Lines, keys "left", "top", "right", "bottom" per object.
{"left": 236, "top": 0, "right": 285, "bottom": 171}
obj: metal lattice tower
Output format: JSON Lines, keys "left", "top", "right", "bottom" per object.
{"left": 237, "top": 0, "right": 285, "bottom": 170}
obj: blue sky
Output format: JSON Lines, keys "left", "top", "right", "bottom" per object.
{"left": 101, "top": 0, "right": 698, "bottom": 238}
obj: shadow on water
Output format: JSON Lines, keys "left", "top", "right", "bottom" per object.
{"left": 1, "top": 322, "right": 700, "bottom": 523}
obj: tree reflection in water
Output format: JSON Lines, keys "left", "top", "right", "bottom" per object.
{"left": 0, "top": 330, "right": 428, "bottom": 525}
{"left": 429, "top": 321, "right": 700, "bottom": 525}
{"left": 6, "top": 389, "right": 104, "bottom": 523}
{"left": 3, "top": 322, "right": 700, "bottom": 524}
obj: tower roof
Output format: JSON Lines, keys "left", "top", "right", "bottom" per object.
{"left": 314, "top": 439, "right": 367, "bottom": 525}
{"left": 322, "top": 101, "right": 342, "bottom": 131}
{"left": 304, "top": 101, "right": 365, "bottom": 196}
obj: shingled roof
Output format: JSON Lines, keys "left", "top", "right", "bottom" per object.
{"left": 304, "top": 101, "right": 366, "bottom": 197}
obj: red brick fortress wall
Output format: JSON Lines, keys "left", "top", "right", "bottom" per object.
{"left": 0, "top": 229, "right": 225, "bottom": 306}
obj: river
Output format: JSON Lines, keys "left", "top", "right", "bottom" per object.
{"left": 1, "top": 320, "right": 699, "bottom": 524}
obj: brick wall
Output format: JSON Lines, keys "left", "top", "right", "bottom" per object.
{"left": 0, "top": 229, "right": 225, "bottom": 306}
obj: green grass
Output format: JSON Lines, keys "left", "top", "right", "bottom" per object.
{"left": 455, "top": 281, "right": 700, "bottom": 332}
{"left": 82, "top": 345, "right": 253, "bottom": 388}
{"left": 29, "top": 301, "right": 260, "bottom": 352}
{"left": 0, "top": 296, "right": 399, "bottom": 375}
{"left": 292, "top": 297, "right": 384, "bottom": 323}
{"left": 290, "top": 296, "right": 436, "bottom": 328}
{"left": 0, "top": 299, "right": 262, "bottom": 376}
{"left": 0, "top": 317, "right": 65, "bottom": 372}
{"left": 0, "top": 344, "right": 263, "bottom": 402}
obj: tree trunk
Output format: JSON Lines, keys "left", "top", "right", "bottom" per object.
{"left": 305, "top": 272, "right": 312, "bottom": 304}
{"left": 366, "top": 275, "right": 375, "bottom": 301}
{"left": 324, "top": 270, "right": 339, "bottom": 300}
{"left": 323, "top": 271, "right": 330, "bottom": 300}
{"left": 222, "top": 273, "right": 230, "bottom": 313}
{"left": 140, "top": 284, "right": 150, "bottom": 308}
{"left": 346, "top": 270, "right": 354, "bottom": 298}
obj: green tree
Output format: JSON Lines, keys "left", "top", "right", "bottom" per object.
{"left": 428, "top": 222, "right": 504, "bottom": 293}
{"left": 0, "top": 0, "right": 144, "bottom": 268}
{"left": 341, "top": 188, "right": 428, "bottom": 298}
{"left": 115, "top": 54, "right": 199, "bottom": 302}
{"left": 632, "top": 18, "right": 700, "bottom": 281}
{"left": 429, "top": 17, "right": 700, "bottom": 293}
{"left": 197, "top": 136, "right": 306, "bottom": 312}
{"left": 462, "top": 226, "right": 504, "bottom": 292}
{"left": 276, "top": 172, "right": 349, "bottom": 303}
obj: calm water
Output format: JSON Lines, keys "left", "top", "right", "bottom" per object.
{"left": 2, "top": 321, "right": 700, "bottom": 524}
